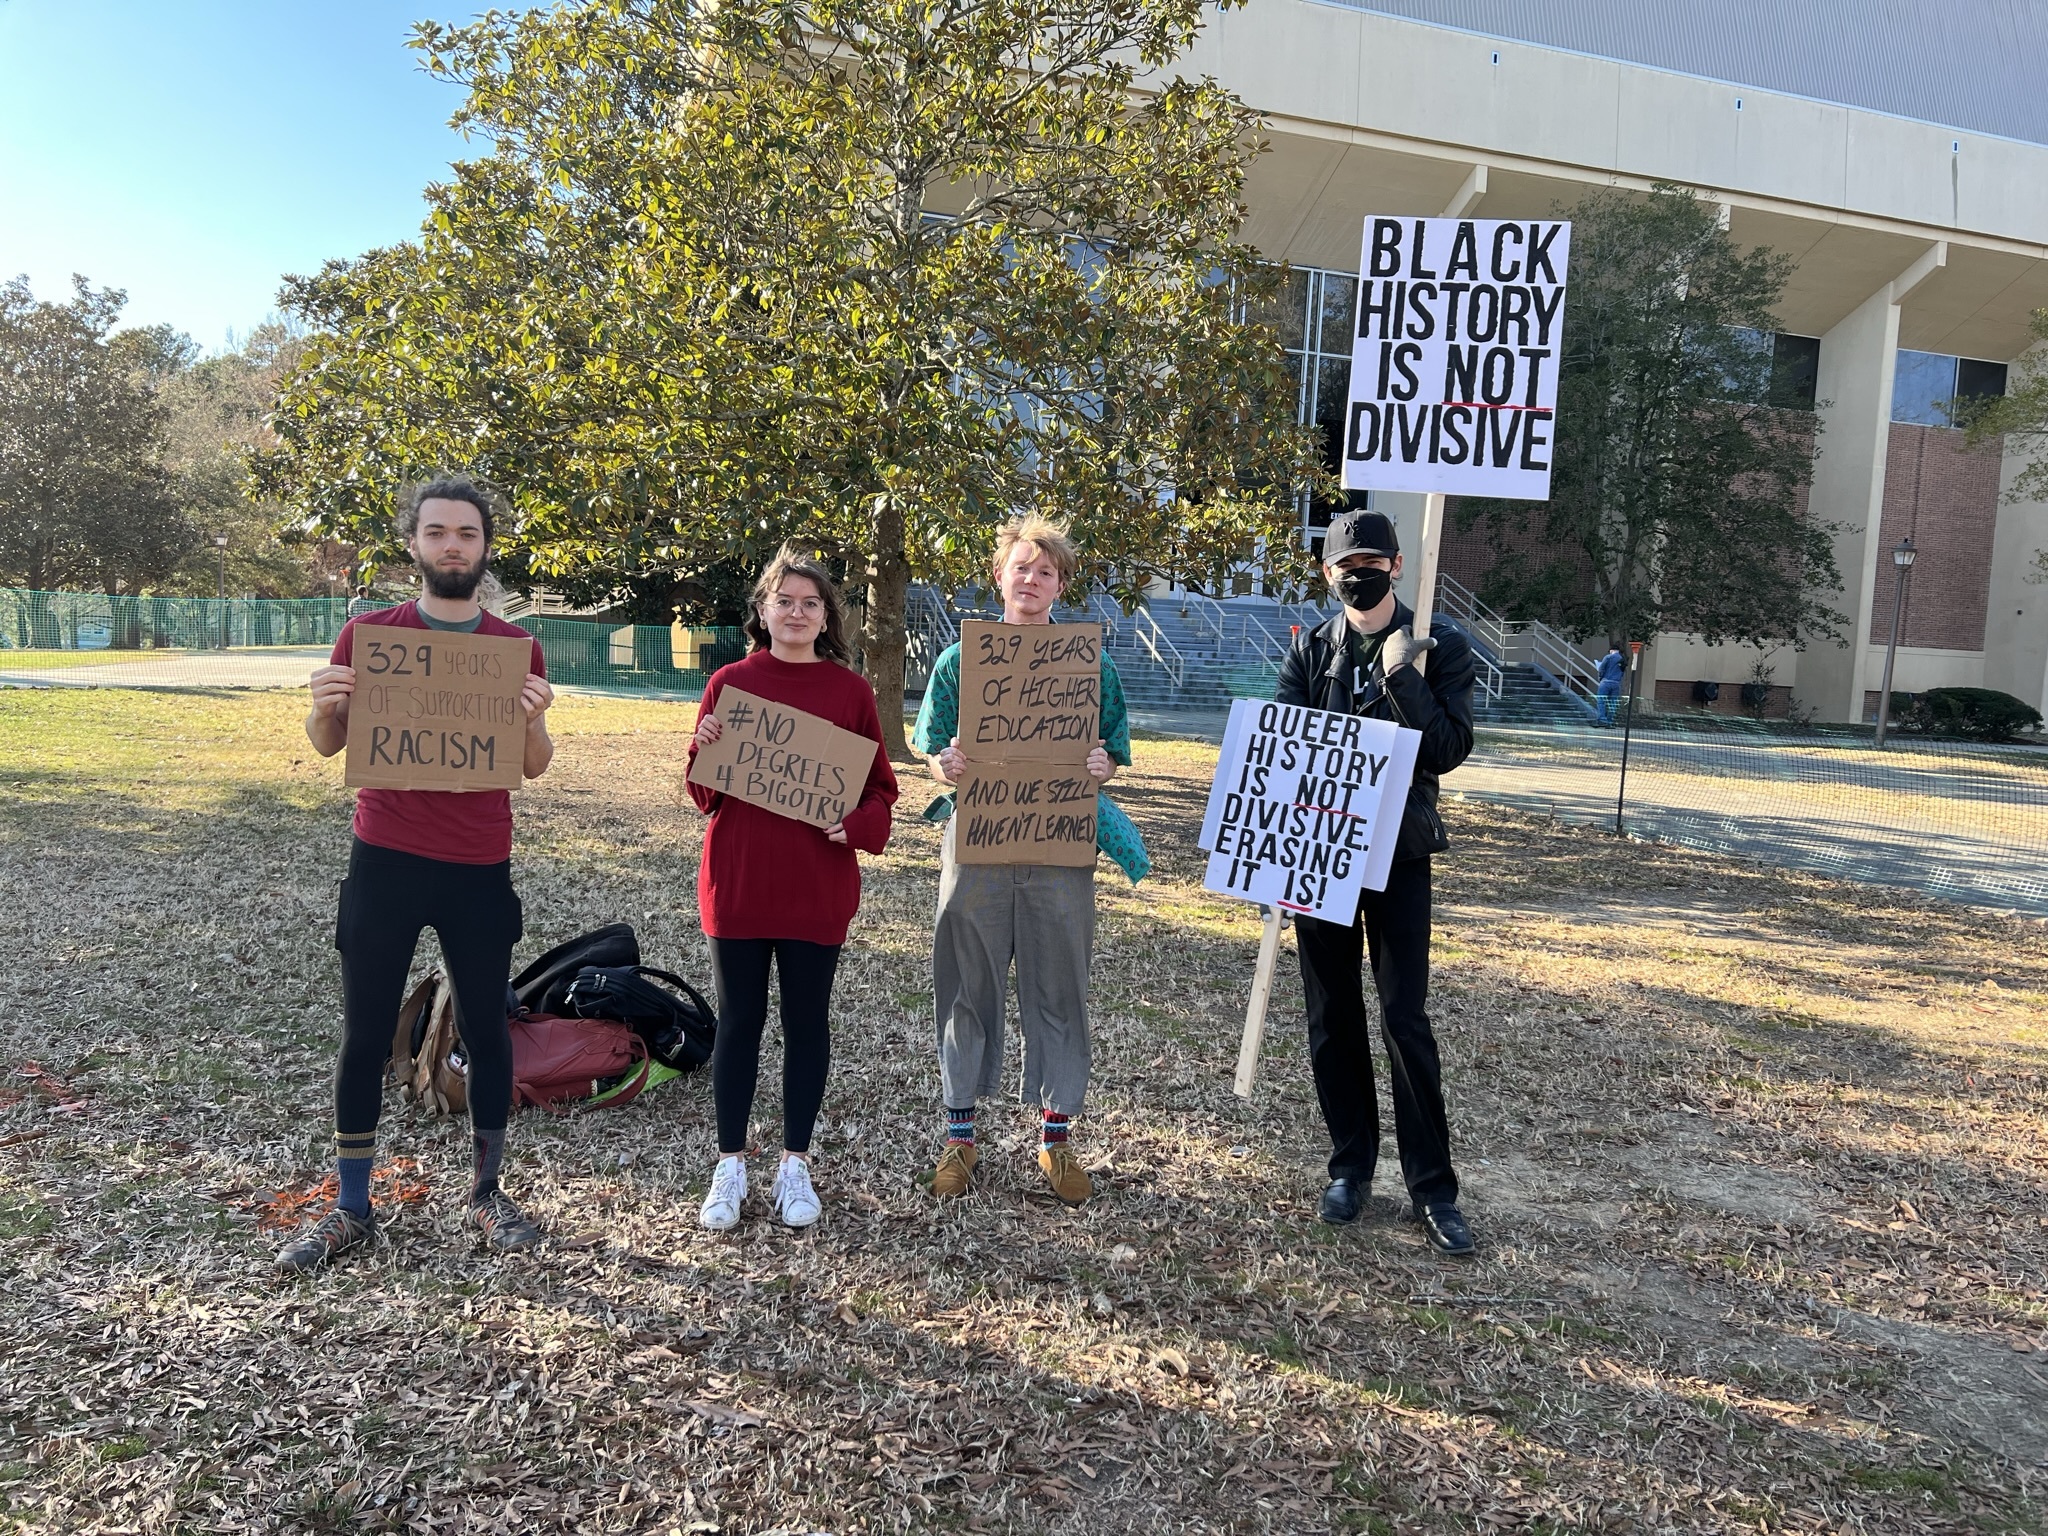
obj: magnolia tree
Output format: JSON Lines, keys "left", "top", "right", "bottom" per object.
{"left": 1457, "top": 185, "right": 1841, "bottom": 650}
{"left": 258, "top": 0, "right": 1331, "bottom": 749}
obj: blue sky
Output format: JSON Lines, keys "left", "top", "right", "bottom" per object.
{"left": 0, "top": 1, "right": 479, "bottom": 351}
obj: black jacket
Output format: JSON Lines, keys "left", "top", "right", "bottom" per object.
{"left": 1274, "top": 601, "right": 1476, "bottom": 861}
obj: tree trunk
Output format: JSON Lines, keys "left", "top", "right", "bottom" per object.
{"left": 862, "top": 494, "right": 913, "bottom": 760}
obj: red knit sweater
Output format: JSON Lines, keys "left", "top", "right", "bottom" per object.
{"left": 686, "top": 651, "right": 899, "bottom": 944}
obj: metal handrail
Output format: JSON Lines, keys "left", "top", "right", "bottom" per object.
{"left": 1127, "top": 606, "right": 1186, "bottom": 687}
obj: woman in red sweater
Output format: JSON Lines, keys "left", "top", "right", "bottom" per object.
{"left": 687, "top": 547, "right": 898, "bottom": 1229}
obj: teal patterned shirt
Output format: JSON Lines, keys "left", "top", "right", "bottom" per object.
{"left": 911, "top": 640, "right": 1150, "bottom": 884}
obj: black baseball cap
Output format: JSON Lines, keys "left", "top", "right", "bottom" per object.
{"left": 1322, "top": 510, "right": 1399, "bottom": 563}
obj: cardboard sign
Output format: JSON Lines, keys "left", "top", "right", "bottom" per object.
{"left": 1341, "top": 216, "right": 1572, "bottom": 500}
{"left": 687, "top": 686, "right": 879, "bottom": 830}
{"left": 343, "top": 628, "right": 534, "bottom": 792}
{"left": 954, "top": 619, "right": 1102, "bottom": 866}
{"left": 957, "top": 620, "right": 1103, "bottom": 760}
{"left": 1198, "top": 699, "right": 1421, "bottom": 919}
{"left": 953, "top": 762, "right": 1099, "bottom": 867}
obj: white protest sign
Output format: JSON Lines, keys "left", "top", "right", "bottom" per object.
{"left": 1341, "top": 216, "right": 1571, "bottom": 500}
{"left": 1199, "top": 700, "right": 1420, "bottom": 920}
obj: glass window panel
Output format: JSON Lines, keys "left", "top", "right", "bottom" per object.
{"left": 1316, "top": 270, "right": 1358, "bottom": 357}
{"left": 1247, "top": 266, "right": 1311, "bottom": 351}
{"left": 1770, "top": 334, "right": 1821, "bottom": 411}
{"left": 1957, "top": 357, "right": 2008, "bottom": 400}
{"left": 1312, "top": 356, "right": 1372, "bottom": 518}
{"left": 1892, "top": 349, "right": 1958, "bottom": 425}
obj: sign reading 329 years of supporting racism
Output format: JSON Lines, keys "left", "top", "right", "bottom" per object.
{"left": 1341, "top": 216, "right": 1572, "bottom": 500}
{"left": 343, "top": 628, "right": 535, "bottom": 792}
{"left": 954, "top": 620, "right": 1101, "bottom": 866}
{"left": 688, "top": 686, "right": 879, "bottom": 831}
{"left": 1198, "top": 699, "right": 1421, "bottom": 921}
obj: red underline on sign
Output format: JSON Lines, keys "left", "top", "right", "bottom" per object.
{"left": 1293, "top": 801, "right": 1369, "bottom": 821}
{"left": 1277, "top": 900, "right": 1312, "bottom": 913}
{"left": 1440, "top": 402, "right": 1544, "bottom": 411}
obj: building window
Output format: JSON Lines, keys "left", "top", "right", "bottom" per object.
{"left": 1771, "top": 334, "right": 1820, "bottom": 410}
{"left": 1893, "top": 350, "right": 2006, "bottom": 426}
{"left": 1250, "top": 263, "right": 1371, "bottom": 558}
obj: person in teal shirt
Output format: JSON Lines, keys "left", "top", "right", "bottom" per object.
{"left": 911, "top": 516, "right": 1147, "bottom": 1206}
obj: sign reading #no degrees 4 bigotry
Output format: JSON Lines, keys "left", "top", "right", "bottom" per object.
{"left": 1341, "top": 216, "right": 1572, "bottom": 501}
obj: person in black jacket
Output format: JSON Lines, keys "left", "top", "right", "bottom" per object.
{"left": 1274, "top": 509, "right": 1477, "bottom": 1255}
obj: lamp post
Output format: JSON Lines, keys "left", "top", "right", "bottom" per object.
{"left": 1873, "top": 537, "right": 1917, "bottom": 747}
{"left": 213, "top": 534, "right": 230, "bottom": 649}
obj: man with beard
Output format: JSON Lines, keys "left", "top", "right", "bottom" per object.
{"left": 276, "top": 478, "right": 555, "bottom": 1271}
{"left": 1275, "top": 510, "right": 1477, "bottom": 1256}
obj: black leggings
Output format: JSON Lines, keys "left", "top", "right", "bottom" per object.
{"left": 707, "top": 936, "right": 841, "bottom": 1156}
{"left": 334, "top": 838, "right": 523, "bottom": 1138}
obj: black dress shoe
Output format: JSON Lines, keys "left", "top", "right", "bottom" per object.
{"left": 1414, "top": 1202, "right": 1475, "bottom": 1256}
{"left": 1319, "top": 1178, "right": 1365, "bottom": 1224}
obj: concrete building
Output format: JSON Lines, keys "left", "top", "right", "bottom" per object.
{"left": 1184, "top": 0, "right": 2048, "bottom": 720}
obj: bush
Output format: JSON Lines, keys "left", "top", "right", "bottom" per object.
{"left": 1894, "top": 687, "right": 2044, "bottom": 743}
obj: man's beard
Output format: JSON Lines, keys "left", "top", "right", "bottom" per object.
{"left": 419, "top": 555, "right": 486, "bottom": 600}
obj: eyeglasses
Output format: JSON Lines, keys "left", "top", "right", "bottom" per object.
{"left": 766, "top": 596, "right": 825, "bottom": 616}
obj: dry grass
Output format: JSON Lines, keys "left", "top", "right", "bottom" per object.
{"left": 1, "top": 689, "right": 2045, "bottom": 1535}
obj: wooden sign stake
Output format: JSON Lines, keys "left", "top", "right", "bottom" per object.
{"left": 1232, "top": 905, "right": 1286, "bottom": 1099}
{"left": 1407, "top": 490, "right": 1446, "bottom": 677}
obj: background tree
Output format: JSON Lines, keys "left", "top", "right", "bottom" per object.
{"left": 157, "top": 321, "right": 346, "bottom": 598}
{"left": 1456, "top": 185, "right": 1841, "bottom": 649}
{"left": 0, "top": 276, "right": 192, "bottom": 602}
{"left": 257, "top": 0, "right": 1329, "bottom": 748}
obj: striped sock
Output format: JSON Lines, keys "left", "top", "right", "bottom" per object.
{"left": 945, "top": 1106, "right": 976, "bottom": 1145}
{"left": 1041, "top": 1111, "right": 1070, "bottom": 1148}
{"left": 471, "top": 1125, "right": 507, "bottom": 1205}
{"left": 335, "top": 1131, "right": 376, "bottom": 1216}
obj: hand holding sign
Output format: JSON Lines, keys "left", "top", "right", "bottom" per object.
{"left": 687, "top": 686, "right": 879, "bottom": 831}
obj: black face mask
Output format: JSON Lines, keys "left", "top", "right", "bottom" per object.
{"left": 1334, "top": 566, "right": 1392, "bottom": 611}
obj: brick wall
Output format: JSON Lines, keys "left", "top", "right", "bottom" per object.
{"left": 1868, "top": 426, "right": 2002, "bottom": 649}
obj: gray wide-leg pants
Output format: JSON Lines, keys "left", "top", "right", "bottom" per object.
{"left": 932, "top": 815, "right": 1096, "bottom": 1115}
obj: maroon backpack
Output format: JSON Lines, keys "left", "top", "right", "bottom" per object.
{"left": 508, "top": 1012, "right": 650, "bottom": 1111}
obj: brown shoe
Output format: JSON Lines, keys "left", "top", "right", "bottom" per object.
{"left": 1037, "top": 1144, "right": 1092, "bottom": 1205}
{"left": 932, "top": 1142, "right": 979, "bottom": 1198}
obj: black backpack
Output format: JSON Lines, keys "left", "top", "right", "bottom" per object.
{"left": 511, "top": 923, "right": 640, "bottom": 1015}
{"left": 561, "top": 965, "right": 717, "bottom": 1072}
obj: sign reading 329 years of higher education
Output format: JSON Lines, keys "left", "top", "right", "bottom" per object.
{"left": 1341, "top": 216, "right": 1572, "bottom": 500}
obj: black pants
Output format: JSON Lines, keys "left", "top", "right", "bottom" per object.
{"left": 334, "top": 838, "right": 522, "bottom": 1138}
{"left": 708, "top": 936, "right": 841, "bottom": 1156}
{"left": 1293, "top": 856, "right": 1457, "bottom": 1207}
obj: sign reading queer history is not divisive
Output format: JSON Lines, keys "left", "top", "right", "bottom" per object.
{"left": 687, "top": 686, "right": 879, "bottom": 831}
{"left": 344, "top": 628, "right": 535, "bottom": 792}
{"left": 954, "top": 619, "right": 1100, "bottom": 866}
{"left": 1198, "top": 699, "right": 1421, "bottom": 921}
{"left": 1342, "top": 216, "right": 1572, "bottom": 500}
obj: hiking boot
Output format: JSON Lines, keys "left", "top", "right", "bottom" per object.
{"left": 771, "top": 1154, "right": 821, "bottom": 1229}
{"left": 1037, "top": 1144, "right": 1092, "bottom": 1206}
{"left": 274, "top": 1204, "right": 377, "bottom": 1273}
{"left": 931, "top": 1142, "right": 979, "bottom": 1199}
{"left": 700, "top": 1154, "right": 747, "bottom": 1231}
{"left": 470, "top": 1189, "right": 542, "bottom": 1252}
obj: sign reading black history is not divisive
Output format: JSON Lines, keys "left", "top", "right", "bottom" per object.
{"left": 1198, "top": 699, "right": 1421, "bottom": 920}
{"left": 954, "top": 619, "right": 1101, "bottom": 866}
{"left": 343, "top": 628, "right": 535, "bottom": 792}
{"left": 687, "top": 686, "right": 879, "bottom": 830}
{"left": 1341, "top": 216, "right": 1573, "bottom": 501}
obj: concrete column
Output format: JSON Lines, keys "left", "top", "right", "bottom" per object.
{"left": 1983, "top": 347, "right": 2048, "bottom": 710}
{"left": 1799, "top": 242, "right": 1946, "bottom": 722}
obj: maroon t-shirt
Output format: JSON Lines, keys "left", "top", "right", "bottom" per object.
{"left": 330, "top": 601, "right": 546, "bottom": 866}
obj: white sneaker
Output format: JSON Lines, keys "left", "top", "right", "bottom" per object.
{"left": 771, "top": 1154, "right": 821, "bottom": 1228}
{"left": 699, "top": 1154, "right": 747, "bottom": 1231}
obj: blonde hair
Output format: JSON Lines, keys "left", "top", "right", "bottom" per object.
{"left": 990, "top": 515, "right": 1080, "bottom": 590}
{"left": 742, "top": 544, "right": 853, "bottom": 664}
